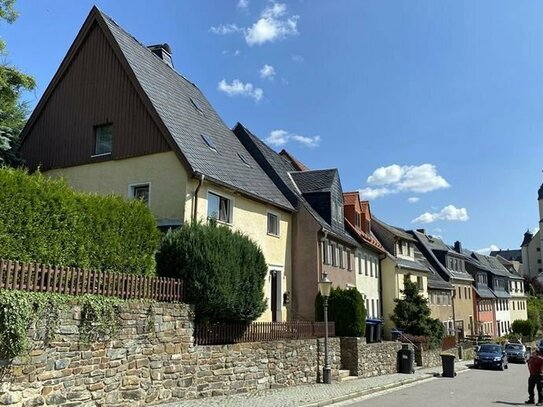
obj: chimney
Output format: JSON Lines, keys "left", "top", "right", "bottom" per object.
{"left": 416, "top": 229, "right": 426, "bottom": 234}
{"left": 148, "top": 43, "right": 173, "bottom": 68}
{"left": 454, "top": 241, "right": 462, "bottom": 253}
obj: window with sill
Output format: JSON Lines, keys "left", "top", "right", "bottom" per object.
{"left": 331, "top": 243, "right": 338, "bottom": 266}
{"left": 267, "top": 212, "right": 280, "bottom": 236}
{"left": 94, "top": 124, "right": 112, "bottom": 155}
{"left": 417, "top": 276, "right": 423, "bottom": 291}
{"left": 347, "top": 250, "right": 352, "bottom": 271}
{"left": 322, "top": 240, "right": 330, "bottom": 264}
{"left": 355, "top": 213, "right": 361, "bottom": 228}
{"left": 207, "top": 192, "right": 231, "bottom": 223}
{"left": 130, "top": 184, "right": 150, "bottom": 206}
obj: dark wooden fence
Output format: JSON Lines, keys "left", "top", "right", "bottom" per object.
{"left": 0, "top": 259, "right": 184, "bottom": 302}
{"left": 194, "top": 321, "right": 335, "bottom": 345}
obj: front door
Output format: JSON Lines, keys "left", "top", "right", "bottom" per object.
{"left": 271, "top": 270, "right": 278, "bottom": 322}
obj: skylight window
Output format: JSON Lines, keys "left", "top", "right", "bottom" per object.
{"left": 201, "top": 134, "right": 217, "bottom": 151}
{"left": 190, "top": 97, "right": 204, "bottom": 115}
{"left": 237, "top": 152, "right": 251, "bottom": 167}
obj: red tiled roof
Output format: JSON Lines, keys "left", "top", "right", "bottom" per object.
{"left": 343, "top": 192, "right": 359, "bottom": 206}
{"left": 345, "top": 218, "right": 385, "bottom": 253}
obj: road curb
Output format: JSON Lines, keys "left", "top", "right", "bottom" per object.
{"left": 301, "top": 365, "right": 470, "bottom": 407}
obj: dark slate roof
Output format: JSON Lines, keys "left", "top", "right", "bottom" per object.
{"left": 539, "top": 183, "right": 543, "bottom": 200}
{"left": 99, "top": 11, "right": 293, "bottom": 211}
{"left": 473, "top": 286, "right": 496, "bottom": 299}
{"left": 372, "top": 217, "right": 416, "bottom": 243}
{"left": 521, "top": 231, "right": 533, "bottom": 247}
{"left": 396, "top": 257, "right": 432, "bottom": 273}
{"left": 414, "top": 250, "right": 453, "bottom": 290}
{"left": 409, "top": 230, "right": 473, "bottom": 283}
{"left": 233, "top": 124, "right": 358, "bottom": 246}
{"left": 290, "top": 170, "right": 337, "bottom": 194}
{"left": 471, "top": 253, "right": 511, "bottom": 278}
{"left": 492, "top": 289, "right": 511, "bottom": 299}
{"left": 490, "top": 249, "right": 522, "bottom": 262}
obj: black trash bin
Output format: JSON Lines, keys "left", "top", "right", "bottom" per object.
{"left": 367, "top": 319, "right": 383, "bottom": 342}
{"left": 365, "top": 320, "right": 376, "bottom": 343}
{"left": 441, "top": 353, "right": 456, "bottom": 378}
{"left": 398, "top": 344, "right": 414, "bottom": 374}
{"left": 391, "top": 328, "right": 404, "bottom": 342}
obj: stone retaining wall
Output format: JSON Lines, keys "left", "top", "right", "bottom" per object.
{"left": 0, "top": 302, "right": 341, "bottom": 407}
{"left": 340, "top": 338, "right": 405, "bottom": 377}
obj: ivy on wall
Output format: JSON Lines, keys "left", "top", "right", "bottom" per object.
{"left": 0, "top": 290, "right": 145, "bottom": 359}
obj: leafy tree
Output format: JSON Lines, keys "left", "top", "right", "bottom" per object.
{"left": 391, "top": 274, "right": 444, "bottom": 349}
{"left": 156, "top": 222, "right": 267, "bottom": 323}
{"left": 0, "top": 0, "right": 36, "bottom": 167}
{"left": 511, "top": 319, "right": 538, "bottom": 341}
{"left": 315, "top": 287, "right": 367, "bottom": 337}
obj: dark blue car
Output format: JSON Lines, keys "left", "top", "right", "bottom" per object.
{"left": 474, "top": 343, "right": 508, "bottom": 370}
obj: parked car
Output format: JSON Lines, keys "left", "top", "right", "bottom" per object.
{"left": 474, "top": 343, "right": 508, "bottom": 370}
{"left": 504, "top": 343, "right": 529, "bottom": 363}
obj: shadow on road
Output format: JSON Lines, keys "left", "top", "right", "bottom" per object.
{"left": 494, "top": 401, "right": 526, "bottom": 406}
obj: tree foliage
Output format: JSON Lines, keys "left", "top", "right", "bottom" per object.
{"left": 0, "top": 168, "right": 159, "bottom": 274}
{"left": 0, "top": 0, "right": 36, "bottom": 167}
{"left": 315, "top": 287, "right": 366, "bottom": 337}
{"left": 156, "top": 222, "right": 267, "bottom": 323}
{"left": 391, "top": 274, "right": 444, "bottom": 349}
{"left": 511, "top": 319, "right": 538, "bottom": 341}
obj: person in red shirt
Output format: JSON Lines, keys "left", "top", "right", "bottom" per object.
{"left": 526, "top": 348, "right": 543, "bottom": 405}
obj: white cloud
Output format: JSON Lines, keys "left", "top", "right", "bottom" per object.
{"left": 265, "top": 129, "right": 320, "bottom": 148}
{"left": 359, "top": 187, "right": 394, "bottom": 200}
{"left": 217, "top": 79, "right": 263, "bottom": 101}
{"left": 292, "top": 54, "right": 304, "bottom": 62}
{"left": 210, "top": 2, "right": 298, "bottom": 46}
{"left": 237, "top": 0, "right": 249, "bottom": 9}
{"left": 222, "top": 49, "right": 241, "bottom": 56}
{"left": 367, "top": 164, "right": 450, "bottom": 193}
{"left": 260, "top": 64, "right": 276, "bottom": 79}
{"left": 476, "top": 244, "right": 500, "bottom": 255}
{"left": 245, "top": 3, "right": 299, "bottom": 45}
{"left": 407, "top": 197, "right": 420, "bottom": 204}
{"left": 210, "top": 24, "right": 242, "bottom": 35}
{"left": 411, "top": 205, "right": 469, "bottom": 224}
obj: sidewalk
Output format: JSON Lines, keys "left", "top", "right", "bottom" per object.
{"left": 161, "top": 360, "right": 472, "bottom": 407}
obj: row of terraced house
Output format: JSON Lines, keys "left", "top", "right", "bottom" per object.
{"left": 19, "top": 7, "right": 527, "bottom": 340}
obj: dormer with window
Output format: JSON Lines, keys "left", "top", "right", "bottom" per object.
{"left": 396, "top": 239, "right": 415, "bottom": 260}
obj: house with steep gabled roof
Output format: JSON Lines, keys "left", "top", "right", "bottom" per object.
{"left": 343, "top": 193, "right": 385, "bottom": 319}
{"left": 234, "top": 123, "right": 359, "bottom": 320}
{"left": 20, "top": 7, "right": 294, "bottom": 322}
{"left": 370, "top": 218, "right": 432, "bottom": 339}
{"left": 408, "top": 231, "right": 474, "bottom": 338}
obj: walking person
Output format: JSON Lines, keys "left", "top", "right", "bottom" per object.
{"left": 526, "top": 348, "right": 543, "bottom": 405}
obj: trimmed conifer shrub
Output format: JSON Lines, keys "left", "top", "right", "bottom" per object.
{"left": 156, "top": 222, "right": 267, "bottom": 322}
{"left": 315, "top": 287, "right": 367, "bottom": 337}
{"left": 0, "top": 168, "right": 158, "bottom": 275}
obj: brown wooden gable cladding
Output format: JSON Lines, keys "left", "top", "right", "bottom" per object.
{"left": 21, "top": 21, "right": 171, "bottom": 171}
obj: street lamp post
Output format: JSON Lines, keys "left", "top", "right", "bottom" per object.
{"left": 318, "top": 272, "right": 332, "bottom": 384}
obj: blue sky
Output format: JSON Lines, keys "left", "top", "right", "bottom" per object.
{"left": 4, "top": 1, "right": 543, "bottom": 253}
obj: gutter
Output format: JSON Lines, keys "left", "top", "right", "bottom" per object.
{"left": 192, "top": 172, "right": 205, "bottom": 222}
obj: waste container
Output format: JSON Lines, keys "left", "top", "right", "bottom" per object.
{"left": 367, "top": 319, "right": 383, "bottom": 342}
{"left": 365, "top": 320, "right": 376, "bottom": 343}
{"left": 398, "top": 344, "right": 414, "bottom": 374}
{"left": 441, "top": 353, "right": 456, "bottom": 378}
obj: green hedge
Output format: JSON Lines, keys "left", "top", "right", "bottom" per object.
{"left": 0, "top": 168, "right": 158, "bottom": 275}
{"left": 315, "top": 287, "right": 366, "bottom": 337}
{"left": 156, "top": 222, "right": 267, "bottom": 322}
{"left": 511, "top": 319, "right": 538, "bottom": 341}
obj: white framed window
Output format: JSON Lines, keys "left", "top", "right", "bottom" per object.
{"left": 417, "top": 276, "right": 423, "bottom": 291}
{"left": 358, "top": 256, "right": 362, "bottom": 275}
{"left": 364, "top": 255, "right": 368, "bottom": 276}
{"left": 375, "top": 258, "right": 379, "bottom": 278}
{"left": 347, "top": 250, "right": 352, "bottom": 271}
{"left": 267, "top": 211, "right": 280, "bottom": 236}
{"left": 355, "top": 213, "right": 361, "bottom": 228}
{"left": 339, "top": 246, "right": 344, "bottom": 268}
{"left": 331, "top": 243, "right": 338, "bottom": 266}
{"left": 322, "top": 240, "right": 330, "bottom": 264}
{"left": 207, "top": 191, "right": 232, "bottom": 224}
{"left": 370, "top": 257, "right": 374, "bottom": 277}
{"left": 94, "top": 124, "right": 112, "bottom": 156}
{"left": 129, "top": 183, "right": 150, "bottom": 206}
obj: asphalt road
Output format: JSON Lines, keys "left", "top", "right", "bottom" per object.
{"left": 340, "top": 362, "right": 531, "bottom": 407}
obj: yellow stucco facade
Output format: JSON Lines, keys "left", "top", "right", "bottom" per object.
{"left": 46, "top": 152, "right": 292, "bottom": 323}
{"left": 452, "top": 283, "right": 474, "bottom": 337}
{"left": 380, "top": 256, "right": 429, "bottom": 339}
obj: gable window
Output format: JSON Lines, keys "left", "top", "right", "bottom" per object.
{"left": 267, "top": 212, "right": 280, "bottom": 236}
{"left": 94, "top": 124, "right": 112, "bottom": 156}
{"left": 207, "top": 192, "right": 231, "bottom": 223}
{"left": 129, "top": 183, "right": 150, "bottom": 206}
{"left": 355, "top": 213, "right": 361, "bottom": 228}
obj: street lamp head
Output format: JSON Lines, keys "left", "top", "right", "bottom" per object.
{"left": 318, "top": 272, "right": 332, "bottom": 298}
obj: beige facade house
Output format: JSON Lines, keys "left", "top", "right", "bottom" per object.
{"left": 343, "top": 194, "right": 385, "bottom": 319}
{"left": 20, "top": 7, "right": 294, "bottom": 322}
{"left": 521, "top": 182, "right": 543, "bottom": 277}
{"left": 235, "top": 125, "right": 359, "bottom": 321}
{"left": 371, "top": 218, "right": 432, "bottom": 339}
{"left": 410, "top": 231, "right": 475, "bottom": 339}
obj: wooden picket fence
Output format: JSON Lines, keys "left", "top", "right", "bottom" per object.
{"left": 194, "top": 320, "right": 335, "bottom": 345}
{"left": 0, "top": 259, "right": 184, "bottom": 302}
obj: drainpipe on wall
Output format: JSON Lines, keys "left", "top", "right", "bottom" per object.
{"left": 378, "top": 253, "right": 385, "bottom": 318}
{"left": 192, "top": 172, "right": 205, "bottom": 222}
{"left": 319, "top": 229, "right": 328, "bottom": 280}
{"left": 451, "top": 284, "right": 457, "bottom": 339}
